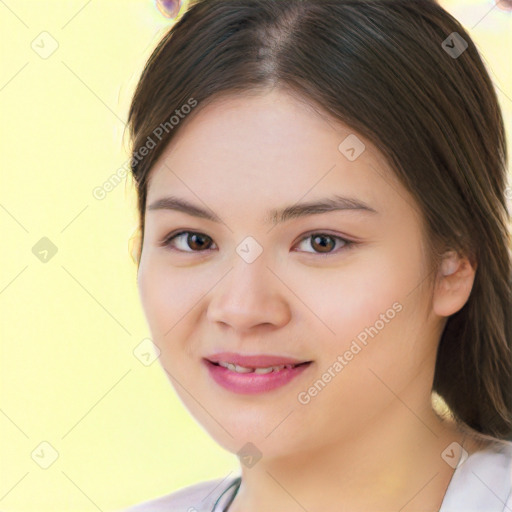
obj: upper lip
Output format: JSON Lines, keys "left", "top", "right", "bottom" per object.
{"left": 205, "top": 352, "right": 312, "bottom": 368}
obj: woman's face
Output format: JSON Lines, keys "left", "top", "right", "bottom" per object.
{"left": 137, "top": 88, "right": 444, "bottom": 458}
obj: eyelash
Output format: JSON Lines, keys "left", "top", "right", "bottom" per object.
{"left": 159, "top": 230, "right": 356, "bottom": 257}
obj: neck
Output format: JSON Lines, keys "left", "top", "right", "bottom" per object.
{"left": 227, "top": 401, "right": 485, "bottom": 512}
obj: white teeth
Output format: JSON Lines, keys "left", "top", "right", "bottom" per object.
{"left": 218, "top": 362, "right": 253, "bottom": 373}
{"left": 217, "top": 361, "right": 291, "bottom": 373}
{"left": 253, "top": 367, "right": 274, "bottom": 374}
{"left": 234, "top": 364, "right": 253, "bottom": 373}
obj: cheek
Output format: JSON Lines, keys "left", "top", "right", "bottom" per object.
{"left": 137, "top": 258, "right": 200, "bottom": 345}
{"left": 301, "top": 249, "right": 426, "bottom": 379}
{"left": 327, "top": 250, "right": 429, "bottom": 383}
{"left": 297, "top": 256, "right": 407, "bottom": 345}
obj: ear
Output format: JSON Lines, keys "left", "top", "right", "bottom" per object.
{"left": 432, "top": 250, "right": 477, "bottom": 317}
{"left": 128, "top": 227, "right": 142, "bottom": 266}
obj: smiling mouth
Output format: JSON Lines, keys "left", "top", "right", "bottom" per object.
{"left": 203, "top": 358, "right": 313, "bottom": 394}
{"left": 208, "top": 360, "right": 312, "bottom": 374}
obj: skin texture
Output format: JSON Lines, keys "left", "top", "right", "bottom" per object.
{"left": 137, "top": 88, "right": 481, "bottom": 512}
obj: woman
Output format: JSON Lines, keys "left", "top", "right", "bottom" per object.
{"left": 121, "top": 0, "right": 512, "bottom": 510}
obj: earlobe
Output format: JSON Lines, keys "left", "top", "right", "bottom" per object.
{"left": 432, "top": 251, "right": 477, "bottom": 317}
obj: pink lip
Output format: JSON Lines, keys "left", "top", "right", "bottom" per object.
{"left": 203, "top": 359, "right": 313, "bottom": 395}
{"left": 205, "top": 352, "right": 310, "bottom": 368}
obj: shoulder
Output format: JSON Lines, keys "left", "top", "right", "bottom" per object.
{"left": 440, "top": 439, "right": 512, "bottom": 512}
{"left": 118, "top": 475, "right": 241, "bottom": 512}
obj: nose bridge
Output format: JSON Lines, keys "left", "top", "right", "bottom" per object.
{"left": 230, "top": 249, "right": 272, "bottom": 296}
{"left": 222, "top": 248, "right": 276, "bottom": 306}
{"left": 207, "top": 246, "right": 290, "bottom": 329}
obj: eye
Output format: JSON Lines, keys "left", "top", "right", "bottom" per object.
{"left": 161, "top": 231, "right": 216, "bottom": 252}
{"left": 293, "top": 232, "right": 354, "bottom": 255}
{"left": 160, "top": 230, "right": 354, "bottom": 256}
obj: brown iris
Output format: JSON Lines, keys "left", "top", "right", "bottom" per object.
{"left": 187, "top": 233, "right": 213, "bottom": 251}
{"left": 310, "top": 234, "right": 336, "bottom": 253}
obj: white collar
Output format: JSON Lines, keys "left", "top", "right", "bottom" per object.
{"left": 439, "top": 440, "right": 512, "bottom": 512}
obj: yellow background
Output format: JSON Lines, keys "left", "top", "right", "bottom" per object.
{"left": 0, "top": 1, "right": 510, "bottom": 510}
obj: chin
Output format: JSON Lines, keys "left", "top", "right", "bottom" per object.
{"left": 197, "top": 412, "right": 295, "bottom": 455}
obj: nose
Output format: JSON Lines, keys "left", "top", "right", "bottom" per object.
{"left": 206, "top": 254, "right": 291, "bottom": 333}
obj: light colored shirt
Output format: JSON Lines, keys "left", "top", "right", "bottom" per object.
{"left": 120, "top": 440, "right": 512, "bottom": 512}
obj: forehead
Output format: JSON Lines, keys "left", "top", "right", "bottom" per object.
{"left": 145, "top": 89, "right": 409, "bottom": 220}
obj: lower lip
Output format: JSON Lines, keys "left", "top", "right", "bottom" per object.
{"left": 203, "top": 360, "right": 312, "bottom": 395}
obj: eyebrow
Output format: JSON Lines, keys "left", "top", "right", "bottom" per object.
{"left": 147, "top": 194, "right": 378, "bottom": 225}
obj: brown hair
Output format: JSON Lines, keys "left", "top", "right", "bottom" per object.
{"left": 126, "top": 0, "right": 512, "bottom": 440}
